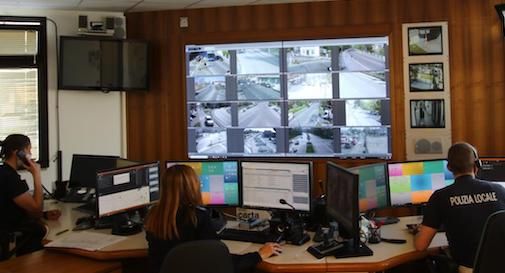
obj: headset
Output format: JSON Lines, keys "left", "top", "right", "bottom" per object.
{"left": 470, "top": 144, "right": 482, "bottom": 169}
{"left": 447, "top": 143, "right": 482, "bottom": 171}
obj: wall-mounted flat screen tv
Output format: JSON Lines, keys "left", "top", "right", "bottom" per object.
{"left": 59, "top": 36, "right": 149, "bottom": 91}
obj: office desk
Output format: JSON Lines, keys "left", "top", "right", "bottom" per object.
{"left": 0, "top": 250, "right": 121, "bottom": 273}
{"left": 44, "top": 202, "right": 447, "bottom": 273}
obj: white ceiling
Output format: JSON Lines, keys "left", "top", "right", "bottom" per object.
{"left": 0, "top": 0, "right": 330, "bottom": 13}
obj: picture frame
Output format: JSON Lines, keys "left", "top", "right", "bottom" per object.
{"left": 410, "top": 99, "right": 445, "bottom": 128}
{"left": 408, "top": 26, "right": 443, "bottom": 56}
{"left": 408, "top": 62, "right": 444, "bottom": 92}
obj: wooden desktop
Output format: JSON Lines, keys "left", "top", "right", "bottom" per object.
{"left": 36, "top": 202, "right": 448, "bottom": 273}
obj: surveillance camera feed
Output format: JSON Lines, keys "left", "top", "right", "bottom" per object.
{"left": 186, "top": 37, "right": 391, "bottom": 158}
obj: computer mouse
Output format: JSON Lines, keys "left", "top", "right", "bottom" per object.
{"left": 73, "top": 221, "right": 93, "bottom": 231}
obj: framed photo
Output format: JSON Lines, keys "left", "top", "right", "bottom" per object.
{"left": 410, "top": 99, "right": 445, "bottom": 128}
{"left": 408, "top": 26, "right": 443, "bottom": 55}
{"left": 409, "top": 63, "right": 444, "bottom": 91}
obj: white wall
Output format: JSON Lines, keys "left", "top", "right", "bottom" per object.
{"left": 0, "top": 8, "right": 127, "bottom": 190}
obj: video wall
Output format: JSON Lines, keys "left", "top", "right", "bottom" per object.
{"left": 185, "top": 37, "right": 391, "bottom": 158}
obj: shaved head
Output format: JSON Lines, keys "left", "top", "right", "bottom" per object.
{"left": 447, "top": 142, "right": 479, "bottom": 175}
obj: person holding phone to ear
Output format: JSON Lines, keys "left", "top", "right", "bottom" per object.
{"left": 0, "top": 134, "right": 61, "bottom": 256}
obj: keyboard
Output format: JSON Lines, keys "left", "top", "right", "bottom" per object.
{"left": 59, "top": 193, "right": 88, "bottom": 203}
{"left": 73, "top": 202, "right": 96, "bottom": 214}
{"left": 217, "top": 228, "right": 282, "bottom": 244}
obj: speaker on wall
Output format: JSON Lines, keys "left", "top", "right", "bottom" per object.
{"left": 105, "top": 17, "right": 114, "bottom": 30}
{"left": 112, "top": 17, "right": 125, "bottom": 39}
{"left": 78, "top": 15, "right": 88, "bottom": 30}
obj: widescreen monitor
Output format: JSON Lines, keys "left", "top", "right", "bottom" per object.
{"left": 166, "top": 160, "right": 240, "bottom": 206}
{"left": 96, "top": 162, "right": 160, "bottom": 217}
{"left": 477, "top": 159, "right": 505, "bottom": 182}
{"left": 240, "top": 161, "right": 311, "bottom": 212}
{"left": 326, "top": 162, "right": 372, "bottom": 257}
{"left": 350, "top": 163, "right": 389, "bottom": 212}
{"left": 387, "top": 159, "right": 454, "bottom": 206}
{"left": 68, "top": 154, "right": 119, "bottom": 188}
{"left": 59, "top": 36, "right": 149, "bottom": 91}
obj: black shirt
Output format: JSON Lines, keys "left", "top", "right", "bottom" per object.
{"left": 0, "top": 164, "right": 30, "bottom": 230}
{"left": 146, "top": 207, "right": 261, "bottom": 273}
{"left": 422, "top": 175, "right": 505, "bottom": 267}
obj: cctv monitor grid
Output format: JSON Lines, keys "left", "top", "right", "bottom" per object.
{"left": 185, "top": 38, "right": 392, "bottom": 158}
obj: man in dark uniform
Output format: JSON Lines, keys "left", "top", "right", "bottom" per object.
{"left": 0, "top": 134, "right": 60, "bottom": 258}
{"left": 415, "top": 142, "right": 505, "bottom": 273}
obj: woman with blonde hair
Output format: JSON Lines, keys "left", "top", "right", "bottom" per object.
{"left": 145, "top": 164, "right": 281, "bottom": 273}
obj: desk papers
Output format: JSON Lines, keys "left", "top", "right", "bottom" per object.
{"left": 45, "top": 231, "right": 126, "bottom": 251}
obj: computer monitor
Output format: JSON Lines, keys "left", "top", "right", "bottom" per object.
{"left": 349, "top": 163, "right": 389, "bottom": 212}
{"left": 326, "top": 162, "right": 372, "bottom": 258}
{"left": 165, "top": 160, "right": 240, "bottom": 207}
{"left": 387, "top": 159, "right": 454, "bottom": 206}
{"left": 68, "top": 154, "right": 119, "bottom": 188}
{"left": 477, "top": 158, "right": 505, "bottom": 182}
{"left": 240, "top": 161, "right": 311, "bottom": 212}
{"left": 96, "top": 162, "right": 160, "bottom": 218}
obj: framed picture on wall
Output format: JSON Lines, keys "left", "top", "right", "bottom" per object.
{"left": 408, "top": 63, "right": 444, "bottom": 91}
{"left": 408, "top": 26, "right": 443, "bottom": 55}
{"left": 410, "top": 99, "right": 445, "bottom": 128}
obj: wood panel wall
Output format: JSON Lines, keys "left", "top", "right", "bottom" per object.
{"left": 125, "top": 0, "right": 505, "bottom": 194}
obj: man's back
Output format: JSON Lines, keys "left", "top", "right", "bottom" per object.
{"left": 423, "top": 175, "right": 505, "bottom": 267}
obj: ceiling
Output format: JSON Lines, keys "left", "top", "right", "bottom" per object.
{"left": 0, "top": 0, "right": 330, "bottom": 13}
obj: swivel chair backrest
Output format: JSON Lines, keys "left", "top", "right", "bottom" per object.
{"left": 473, "top": 210, "right": 505, "bottom": 273}
{"left": 160, "top": 240, "right": 234, "bottom": 273}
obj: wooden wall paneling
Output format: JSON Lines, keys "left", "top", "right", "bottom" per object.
{"left": 447, "top": 0, "right": 467, "bottom": 145}
{"left": 217, "top": 7, "right": 234, "bottom": 32}
{"left": 289, "top": 2, "right": 310, "bottom": 28}
{"left": 306, "top": 1, "right": 330, "bottom": 28}
{"left": 234, "top": 6, "right": 254, "bottom": 32}
{"left": 327, "top": 0, "right": 349, "bottom": 26}
{"left": 125, "top": 0, "right": 505, "bottom": 186}
{"left": 252, "top": 5, "right": 273, "bottom": 31}
{"left": 389, "top": 24, "right": 404, "bottom": 161}
{"left": 165, "top": 11, "right": 186, "bottom": 160}
{"left": 347, "top": 0, "right": 369, "bottom": 25}
{"left": 366, "top": 0, "right": 391, "bottom": 25}
{"left": 270, "top": 3, "right": 289, "bottom": 30}
{"left": 201, "top": 8, "right": 218, "bottom": 33}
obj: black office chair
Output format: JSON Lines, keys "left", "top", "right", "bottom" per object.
{"left": 160, "top": 240, "right": 234, "bottom": 273}
{"left": 473, "top": 210, "right": 505, "bottom": 273}
{"left": 0, "top": 230, "right": 17, "bottom": 261}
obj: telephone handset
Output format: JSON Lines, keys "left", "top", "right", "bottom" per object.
{"left": 16, "top": 150, "right": 31, "bottom": 166}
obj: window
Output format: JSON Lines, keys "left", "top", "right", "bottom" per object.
{"left": 185, "top": 37, "right": 391, "bottom": 159}
{"left": 0, "top": 16, "right": 48, "bottom": 167}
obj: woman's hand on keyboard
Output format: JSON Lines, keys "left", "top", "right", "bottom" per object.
{"left": 259, "top": 242, "right": 282, "bottom": 259}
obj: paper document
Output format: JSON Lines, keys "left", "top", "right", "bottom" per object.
{"left": 45, "top": 231, "right": 126, "bottom": 251}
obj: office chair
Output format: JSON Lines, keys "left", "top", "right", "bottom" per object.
{"left": 160, "top": 240, "right": 234, "bottom": 273}
{"left": 425, "top": 248, "right": 458, "bottom": 273}
{"left": 0, "top": 230, "right": 17, "bottom": 261}
{"left": 473, "top": 210, "right": 505, "bottom": 273}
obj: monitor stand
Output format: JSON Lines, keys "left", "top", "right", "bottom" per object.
{"left": 333, "top": 240, "right": 373, "bottom": 258}
{"left": 111, "top": 213, "right": 142, "bottom": 236}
